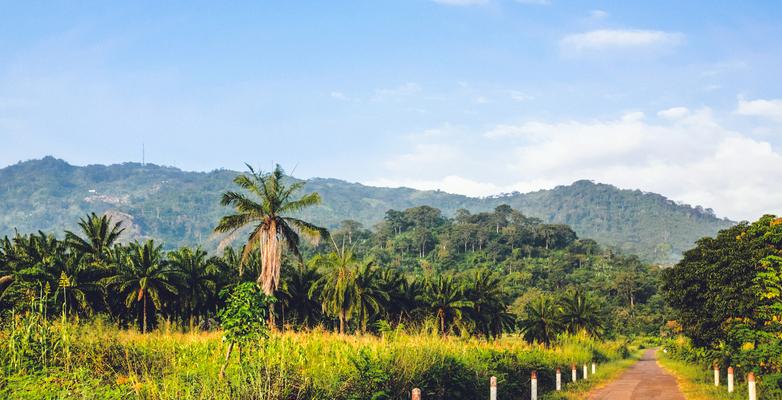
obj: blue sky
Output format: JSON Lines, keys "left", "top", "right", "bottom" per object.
{"left": 1, "top": 1, "right": 782, "bottom": 220}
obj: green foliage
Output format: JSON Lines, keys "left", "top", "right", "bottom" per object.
{"left": 1, "top": 319, "right": 631, "bottom": 400}
{"left": 663, "top": 215, "right": 782, "bottom": 397}
{"left": 217, "top": 282, "right": 273, "bottom": 345}
{"left": 0, "top": 157, "right": 732, "bottom": 264}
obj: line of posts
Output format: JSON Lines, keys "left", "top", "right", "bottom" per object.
{"left": 713, "top": 364, "right": 757, "bottom": 400}
{"left": 411, "top": 362, "right": 598, "bottom": 400}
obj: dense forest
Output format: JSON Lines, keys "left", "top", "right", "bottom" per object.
{"left": 0, "top": 165, "right": 664, "bottom": 339}
{"left": 0, "top": 157, "right": 733, "bottom": 264}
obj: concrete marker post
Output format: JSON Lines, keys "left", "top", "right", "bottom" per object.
{"left": 555, "top": 368, "right": 561, "bottom": 391}
{"left": 531, "top": 371, "right": 538, "bottom": 400}
{"left": 571, "top": 364, "right": 577, "bottom": 383}
{"left": 728, "top": 367, "right": 734, "bottom": 393}
{"left": 592, "top": 362, "right": 596, "bottom": 375}
{"left": 583, "top": 363, "right": 588, "bottom": 380}
{"left": 412, "top": 388, "right": 421, "bottom": 400}
{"left": 748, "top": 372, "right": 756, "bottom": 400}
{"left": 714, "top": 364, "right": 720, "bottom": 387}
{"left": 490, "top": 376, "right": 497, "bottom": 400}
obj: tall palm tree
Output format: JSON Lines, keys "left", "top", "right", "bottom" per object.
{"left": 103, "top": 240, "right": 180, "bottom": 333}
{"left": 518, "top": 297, "right": 562, "bottom": 346}
{"left": 65, "top": 213, "right": 124, "bottom": 267}
{"left": 214, "top": 164, "right": 327, "bottom": 296}
{"left": 559, "top": 289, "right": 604, "bottom": 337}
{"left": 168, "top": 247, "right": 217, "bottom": 329}
{"left": 419, "top": 275, "right": 472, "bottom": 337}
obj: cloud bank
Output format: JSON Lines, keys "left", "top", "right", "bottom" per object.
{"left": 368, "top": 102, "right": 782, "bottom": 221}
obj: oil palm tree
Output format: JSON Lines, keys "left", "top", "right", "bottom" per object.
{"left": 103, "top": 240, "right": 180, "bottom": 333}
{"left": 65, "top": 213, "right": 124, "bottom": 267}
{"left": 352, "top": 261, "right": 389, "bottom": 333}
{"left": 53, "top": 252, "right": 103, "bottom": 317}
{"left": 277, "top": 261, "right": 322, "bottom": 328}
{"left": 559, "top": 289, "right": 604, "bottom": 337}
{"left": 214, "top": 164, "right": 327, "bottom": 296}
{"left": 168, "top": 247, "right": 218, "bottom": 330}
{"left": 310, "top": 244, "right": 362, "bottom": 334}
{"left": 518, "top": 297, "right": 562, "bottom": 346}
{"left": 463, "top": 269, "right": 511, "bottom": 337}
{"left": 419, "top": 275, "right": 473, "bottom": 337}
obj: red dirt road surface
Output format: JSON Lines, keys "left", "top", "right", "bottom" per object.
{"left": 588, "top": 349, "right": 685, "bottom": 400}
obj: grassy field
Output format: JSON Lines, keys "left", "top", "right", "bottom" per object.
{"left": 0, "top": 316, "right": 635, "bottom": 400}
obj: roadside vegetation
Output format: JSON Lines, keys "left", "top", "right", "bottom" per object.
{"left": 662, "top": 215, "right": 782, "bottom": 398}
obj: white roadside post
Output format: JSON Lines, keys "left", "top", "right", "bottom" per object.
{"left": 592, "top": 362, "right": 596, "bottom": 375}
{"left": 728, "top": 367, "right": 734, "bottom": 393}
{"left": 531, "top": 371, "right": 538, "bottom": 400}
{"left": 714, "top": 364, "right": 720, "bottom": 387}
{"left": 555, "top": 368, "right": 561, "bottom": 391}
{"left": 412, "top": 388, "right": 421, "bottom": 400}
{"left": 490, "top": 376, "right": 497, "bottom": 400}
{"left": 571, "top": 364, "right": 577, "bottom": 383}
{"left": 583, "top": 364, "right": 588, "bottom": 380}
{"left": 748, "top": 372, "right": 756, "bottom": 400}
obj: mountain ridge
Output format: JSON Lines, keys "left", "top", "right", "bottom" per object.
{"left": 0, "top": 156, "right": 734, "bottom": 264}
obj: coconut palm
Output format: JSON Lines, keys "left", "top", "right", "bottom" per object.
{"left": 559, "top": 289, "right": 604, "bottom": 337}
{"left": 214, "top": 164, "right": 327, "bottom": 296}
{"left": 518, "top": 297, "right": 562, "bottom": 346}
{"left": 65, "top": 213, "right": 124, "bottom": 267}
{"left": 419, "top": 275, "right": 473, "bottom": 337}
{"left": 168, "top": 247, "right": 218, "bottom": 329}
{"left": 103, "top": 240, "right": 180, "bottom": 333}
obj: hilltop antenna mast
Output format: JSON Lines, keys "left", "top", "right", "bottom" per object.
{"left": 142, "top": 143, "right": 145, "bottom": 166}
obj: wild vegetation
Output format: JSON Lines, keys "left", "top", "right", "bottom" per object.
{"left": 0, "top": 164, "right": 664, "bottom": 398}
{"left": 662, "top": 215, "right": 782, "bottom": 398}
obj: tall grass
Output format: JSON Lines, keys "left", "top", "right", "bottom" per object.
{"left": 1, "top": 316, "right": 631, "bottom": 400}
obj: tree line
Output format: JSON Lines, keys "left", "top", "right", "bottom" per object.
{"left": 0, "top": 165, "right": 665, "bottom": 340}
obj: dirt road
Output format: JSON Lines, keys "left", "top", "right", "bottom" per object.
{"left": 588, "top": 349, "right": 685, "bottom": 400}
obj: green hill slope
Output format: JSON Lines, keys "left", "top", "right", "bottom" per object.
{"left": 0, "top": 157, "right": 733, "bottom": 263}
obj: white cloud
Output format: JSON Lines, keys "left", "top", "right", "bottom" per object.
{"left": 657, "top": 106, "right": 689, "bottom": 120}
{"left": 560, "top": 29, "right": 684, "bottom": 54}
{"left": 369, "top": 105, "right": 782, "bottom": 221}
{"left": 589, "top": 10, "right": 609, "bottom": 19}
{"left": 431, "top": 0, "right": 488, "bottom": 6}
{"left": 736, "top": 97, "right": 782, "bottom": 122}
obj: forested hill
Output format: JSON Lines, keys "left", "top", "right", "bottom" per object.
{"left": 0, "top": 157, "right": 733, "bottom": 264}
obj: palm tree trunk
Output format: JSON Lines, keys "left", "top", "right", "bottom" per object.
{"left": 339, "top": 310, "right": 346, "bottom": 334}
{"left": 143, "top": 294, "right": 147, "bottom": 334}
{"left": 439, "top": 310, "right": 446, "bottom": 337}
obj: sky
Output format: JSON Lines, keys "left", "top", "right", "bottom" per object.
{"left": 1, "top": 1, "right": 782, "bottom": 221}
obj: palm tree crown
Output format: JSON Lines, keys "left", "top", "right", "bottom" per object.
{"left": 214, "top": 164, "right": 327, "bottom": 295}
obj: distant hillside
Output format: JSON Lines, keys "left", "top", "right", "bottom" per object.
{"left": 0, "top": 157, "right": 734, "bottom": 263}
